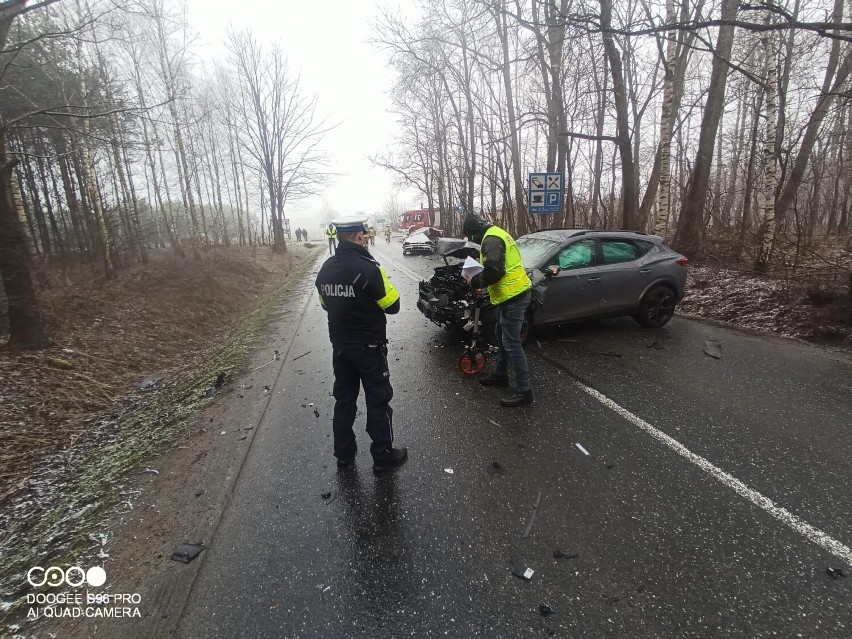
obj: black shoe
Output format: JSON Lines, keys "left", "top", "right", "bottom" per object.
{"left": 500, "top": 390, "right": 534, "bottom": 407}
{"left": 479, "top": 374, "right": 510, "bottom": 387}
{"left": 336, "top": 455, "right": 356, "bottom": 468}
{"left": 373, "top": 447, "right": 408, "bottom": 473}
{"left": 336, "top": 448, "right": 357, "bottom": 468}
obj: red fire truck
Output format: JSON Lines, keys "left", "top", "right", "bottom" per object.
{"left": 399, "top": 209, "right": 433, "bottom": 234}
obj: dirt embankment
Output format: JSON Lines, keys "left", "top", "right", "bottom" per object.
{"left": 0, "top": 244, "right": 324, "bottom": 632}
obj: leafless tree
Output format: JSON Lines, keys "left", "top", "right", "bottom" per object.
{"left": 226, "top": 29, "right": 331, "bottom": 253}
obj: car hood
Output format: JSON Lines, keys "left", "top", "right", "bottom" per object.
{"left": 403, "top": 235, "right": 434, "bottom": 245}
{"left": 436, "top": 238, "right": 481, "bottom": 258}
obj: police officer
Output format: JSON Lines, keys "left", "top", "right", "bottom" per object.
{"left": 463, "top": 213, "right": 534, "bottom": 407}
{"left": 325, "top": 223, "right": 337, "bottom": 256}
{"left": 315, "top": 217, "right": 408, "bottom": 472}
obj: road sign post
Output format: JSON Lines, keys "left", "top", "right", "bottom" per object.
{"left": 528, "top": 172, "right": 564, "bottom": 214}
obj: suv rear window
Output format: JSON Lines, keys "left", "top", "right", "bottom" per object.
{"left": 601, "top": 239, "right": 641, "bottom": 264}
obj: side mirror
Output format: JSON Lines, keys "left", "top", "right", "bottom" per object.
{"left": 544, "top": 265, "right": 560, "bottom": 278}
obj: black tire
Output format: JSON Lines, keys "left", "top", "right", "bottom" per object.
{"left": 635, "top": 285, "right": 677, "bottom": 328}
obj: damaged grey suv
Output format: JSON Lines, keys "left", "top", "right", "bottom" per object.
{"left": 518, "top": 229, "right": 688, "bottom": 333}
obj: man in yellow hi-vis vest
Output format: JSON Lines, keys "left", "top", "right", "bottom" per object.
{"left": 463, "top": 214, "right": 533, "bottom": 407}
{"left": 325, "top": 223, "right": 337, "bottom": 256}
{"left": 315, "top": 217, "right": 408, "bottom": 472}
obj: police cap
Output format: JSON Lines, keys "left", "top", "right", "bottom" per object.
{"left": 330, "top": 217, "right": 368, "bottom": 233}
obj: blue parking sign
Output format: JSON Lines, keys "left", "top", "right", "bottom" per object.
{"left": 528, "top": 172, "right": 563, "bottom": 214}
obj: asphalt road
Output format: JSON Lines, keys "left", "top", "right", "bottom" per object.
{"left": 177, "top": 239, "right": 852, "bottom": 638}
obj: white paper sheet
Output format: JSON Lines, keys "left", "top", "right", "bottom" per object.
{"left": 462, "top": 256, "right": 485, "bottom": 279}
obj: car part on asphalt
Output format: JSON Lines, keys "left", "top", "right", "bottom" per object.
{"left": 171, "top": 543, "right": 205, "bottom": 563}
{"left": 511, "top": 560, "right": 535, "bottom": 580}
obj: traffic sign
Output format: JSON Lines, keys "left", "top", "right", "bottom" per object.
{"left": 528, "top": 172, "right": 563, "bottom": 214}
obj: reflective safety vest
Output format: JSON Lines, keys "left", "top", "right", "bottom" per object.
{"left": 326, "top": 226, "right": 337, "bottom": 239}
{"left": 481, "top": 226, "right": 531, "bottom": 305}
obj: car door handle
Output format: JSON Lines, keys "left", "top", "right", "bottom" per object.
{"left": 587, "top": 277, "right": 601, "bottom": 283}
{"left": 639, "top": 269, "right": 651, "bottom": 274}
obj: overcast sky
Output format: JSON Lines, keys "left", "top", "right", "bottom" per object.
{"left": 185, "top": 0, "right": 417, "bottom": 229}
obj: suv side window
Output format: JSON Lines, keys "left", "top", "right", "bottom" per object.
{"left": 552, "top": 239, "right": 596, "bottom": 270}
{"left": 601, "top": 239, "right": 640, "bottom": 264}
{"left": 634, "top": 239, "right": 654, "bottom": 256}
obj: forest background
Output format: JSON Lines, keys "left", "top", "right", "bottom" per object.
{"left": 0, "top": 0, "right": 850, "bottom": 626}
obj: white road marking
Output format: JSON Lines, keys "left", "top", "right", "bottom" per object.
{"left": 576, "top": 379, "right": 852, "bottom": 566}
{"left": 376, "top": 250, "right": 427, "bottom": 283}
{"left": 575, "top": 443, "right": 590, "bottom": 456}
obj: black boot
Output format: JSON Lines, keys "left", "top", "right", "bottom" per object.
{"left": 373, "top": 447, "right": 409, "bottom": 473}
{"left": 479, "top": 374, "right": 509, "bottom": 387}
{"left": 500, "top": 390, "right": 534, "bottom": 407}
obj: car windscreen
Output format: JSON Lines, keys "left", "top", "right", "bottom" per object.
{"left": 516, "top": 236, "right": 561, "bottom": 269}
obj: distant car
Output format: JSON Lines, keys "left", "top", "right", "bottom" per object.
{"left": 517, "top": 229, "right": 688, "bottom": 332}
{"left": 402, "top": 227, "right": 443, "bottom": 256}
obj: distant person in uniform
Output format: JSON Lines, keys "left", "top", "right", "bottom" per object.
{"left": 302, "top": 228, "right": 309, "bottom": 241}
{"left": 325, "top": 223, "right": 337, "bottom": 256}
{"left": 295, "top": 228, "right": 303, "bottom": 242}
{"left": 315, "top": 217, "right": 408, "bottom": 472}
{"left": 463, "top": 213, "right": 533, "bottom": 408}
{"left": 385, "top": 226, "right": 392, "bottom": 243}
{"left": 367, "top": 225, "right": 376, "bottom": 246}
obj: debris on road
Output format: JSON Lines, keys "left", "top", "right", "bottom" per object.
{"left": 553, "top": 549, "right": 579, "bottom": 560}
{"left": 575, "top": 443, "right": 590, "bottom": 456}
{"left": 135, "top": 375, "right": 163, "bottom": 389}
{"left": 826, "top": 567, "right": 847, "bottom": 579}
{"left": 444, "top": 468, "right": 454, "bottom": 474}
{"left": 488, "top": 419, "right": 501, "bottom": 427}
{"left": 171, "top": 543, "right": 205, "bottom": 564}
{"left": 605, "top": 462, "right": 615, "bottom": 469}
{"left": 522, "top": 491, "right": 542, "bottom": 538}
{"left": 539, "top": 604, "right": 554, "bottom": 617}
{"left": 601, "top": 352, "right": 622, "bottom": 358}
{"left": 511, "top": 560, "right": 534, "bottom": 580}
{"left": 291, "top": 350, "right": 311, "bottom": 362}
{"left": 703, "top": 339, "right": 723, "bottom": 359}
{"left": 646, "top": 340, "right": 664, "bottom": 350}
{"left": 486, "top": 462, "right": 504, "bottom": 475}
{"left": 313, "top": 408, "right": 320, "bottom": 418}
{"left": 321, "top": 491, "right": 332, "bottom": 499}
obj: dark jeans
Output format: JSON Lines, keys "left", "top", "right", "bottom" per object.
{"left": 332, "top": 343, "right": 394, "bottom": 459}
{"left": 492, "top": 289, "right": 531, "bottom": 392}
{"left": 328, "top": 238, "right": 336, "bottom": 256}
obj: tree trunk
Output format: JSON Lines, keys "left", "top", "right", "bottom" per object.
{"left": 673, "top": 0, "right": 737, "bottom": 258}
{"left": 653, "top": 0, "right": 677, "bottom": 236}
{"left": 756, "top": 8, "right": 779, "bottom": 272}
{"left": 0, "top": 145, "right": 50, "bottom": 348}
{"left": 494, "top": 0, "right": 527, "bottom": 235}
{"left": 600, "top": 0, "right": 639, "bottom": 230}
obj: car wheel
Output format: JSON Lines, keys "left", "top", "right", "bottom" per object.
{"left": 635, "top": 285, "right": 676, "bottom": 328}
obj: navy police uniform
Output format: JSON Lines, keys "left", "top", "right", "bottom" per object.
{"left": 315, "top": 218, "right": 401, "bottom": 464}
